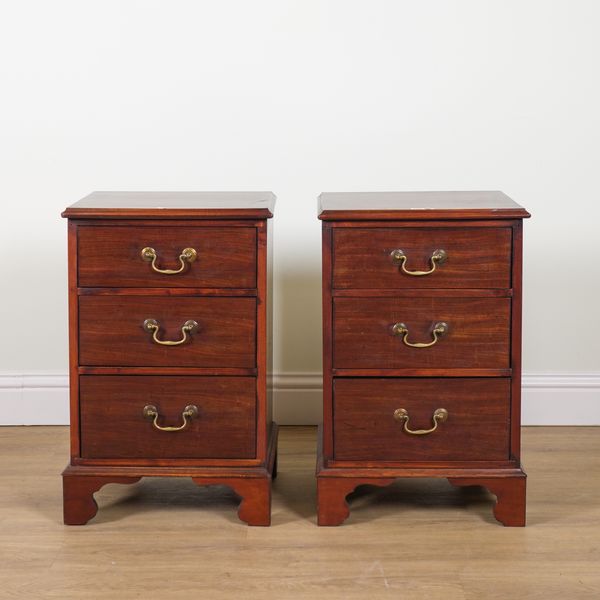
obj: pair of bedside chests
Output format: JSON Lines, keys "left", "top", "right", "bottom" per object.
{"left": 61, "top": 191, "right": 530, "bottom": 527}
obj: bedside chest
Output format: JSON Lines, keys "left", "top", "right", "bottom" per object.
{"left": 317, "top": 191, "right": 530, "bottom": 526}
{"left": 62, "top": 192, "right": 277, "bottom": 526}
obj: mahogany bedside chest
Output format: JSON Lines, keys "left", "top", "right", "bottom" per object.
{"left": 62, "top": 191, "right": 277, "bottom": 526}
{"left": 317, "top": 191, "right": 530, "bottom": 526}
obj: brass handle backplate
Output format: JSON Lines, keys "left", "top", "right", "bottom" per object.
{"left": 143, "top": 404, "right": 199, "bottom": 432}
{"left": 143, "top": 318, "right": 198, "bottom": 346}
{"left": 390, "top": 248, "right": 447, "bottom": 276}
{"left": 393, "top": 408, "right": 448, "bottom": 435}
{"left": 141, "top": 246, "right": 197, "bottom": 274}
{"left": 392, "top": 321, "right": 448, "bottom": 348}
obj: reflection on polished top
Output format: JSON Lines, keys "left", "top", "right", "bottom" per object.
{"left": 62, "top": 191, "right": 276, "bottom": 219}
{"left": 318, "top": 191, "right": 530, "bottom": 220}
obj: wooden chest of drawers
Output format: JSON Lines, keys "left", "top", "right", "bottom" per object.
{"left": 317, "top": 191, "right": 530, "bottom": 526}
{"left": 62, "top": 192, "right": 277, "bottom": 526}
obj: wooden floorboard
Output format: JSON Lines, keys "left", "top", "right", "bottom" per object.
{"left": 0, "top": 426, "right": 599, "bottom": 599}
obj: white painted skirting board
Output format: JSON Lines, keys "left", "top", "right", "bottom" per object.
{"left": 0, "top": 373, "right": 599, "bottom": 426}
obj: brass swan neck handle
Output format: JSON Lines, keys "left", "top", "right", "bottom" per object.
{"left": 393, "top": 408, "right": 448, "bottom": 435}
{"left": 141, "top": 246, "right": 197, "bottom": 275}
{"left": 390, "top": 249, "right": 447, "bottom": 276}
{"left": 392, "top": 321, "right": 448, "bottom": 348}
{"left": 143, "top": 319, "right": 198, "bottom": 346}
{"left": 143, "top": 404, "right": 199, "bottom": 432}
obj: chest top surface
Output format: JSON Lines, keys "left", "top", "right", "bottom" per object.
{"left": 318, "top": 191, "right": 529, "bottom": 221}
{"left": 62, "top": 191, "right": 276, "bottom": 219}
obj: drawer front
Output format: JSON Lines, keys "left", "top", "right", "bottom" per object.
{"left": 78, "top": 226, "right": 257, "bottom": 288}
{"left": 79, "top": 296, "right": 256, "bottom": 367}
{"left": 333, "top": 227, "right": 511, "bottom": 289}
{"left": 334, "top": 378, "right": 510, "bottom": 461}
{"left": 80, "top": 376, "right": 256, "bottom": 458}
{"left": 333, "top": 297, "right": 510, "bottom": 370}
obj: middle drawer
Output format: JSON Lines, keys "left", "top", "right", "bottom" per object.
{"left": 79, "top": 296, "right": 256, "bottom": 367}
{"left": 333, "top": 297, "right": 510, "bottom": 370}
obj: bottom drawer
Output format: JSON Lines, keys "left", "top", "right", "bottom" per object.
{"left": 80, "top": 376, "right": 256, "bottom": 459}
{"left": 334, "top": 378, "right": 510, "bottom": 462}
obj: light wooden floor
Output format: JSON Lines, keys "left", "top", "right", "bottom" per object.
{"left": 0, "top": 427, "right": 599, "bottom": 599}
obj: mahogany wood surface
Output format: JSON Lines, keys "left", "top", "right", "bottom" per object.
{"left": 62, "top": 191, "right": 275, "bottom": 219}
{"left": 63, "top": 192, "right": 276, "bottom": 525}
{"left": 194, "top": 477, "right": 272, "bottom": 526}
{"left": 321, "top": 225, "right": 334, "bottom": 458}
{"left": 78, "top": 225, "right": 257, "bottom": 288}
{"left": 317, "top": 427, "right": 526, "bottom": 526}
{"left": 319, "top": 191, "right": 530, "bottom": 220}
{"left": 78, "top": 287, "right": 258, "bottom": 297}
{"left": 329, "top": 219, "right": 519, "bottom": 229}
{"left": 79, "top": 295, "right": 256, "bottom": 367}
{"left": 80, "top": 376, "right": 256, "bottom": 459}
{"left": 332, "top": 288, "right": 512, "bottom": 298}
{"left": 255, "top": 222, "right": 269, "bottom": 461}
{"left": 333, "top": 296, "right": 511, "bottom": 370}
{"left": 332, "top": 368, "right": 511, "bottom": 377}
{"left": 333, "top": 378, "right": 510, "bottom": 461}
{"left": 62, "top": 423, "right": 277, "bottom": 526}
{"left": 63, "top": 475, "right": 271, "bottom": 526}
{"left": 317, "top": 476, "right": 391, "bottom": 526}
{"left": 77, "top": 366, "right": 257, "bottom": 376}
{"left": 261, "top": 220, "right": 274, "bottom": 454}
{"left": 67, "top": 222, "right": 80, "bottom": 460}
{"left": 63, "top": 474, "right": 141, "bottom": 525}
{"left": 318, "top": 191, "right": 528, "bottom": 526}
{"left": 510, "top": 221, "right": 524, "bottom": 460}
{"left": 449, "top": 476, "right": 527, "bottom": 526}
{"left": 316, "top": 473, "right": 526, "bottom": 527}
{"left": 333, "top": 226, "right": 512, "bottom": 289}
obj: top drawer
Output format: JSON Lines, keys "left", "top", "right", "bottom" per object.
{"left": 333, "top": 227, "right": 512, "bottom": 289}
{"left": 78, "top": 226, "right": 257, "bottom": 288}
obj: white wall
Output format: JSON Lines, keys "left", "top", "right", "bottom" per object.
{"left": 1, "top": 1, "right": 599, "bottom": 423}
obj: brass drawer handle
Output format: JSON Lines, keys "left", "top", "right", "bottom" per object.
{"left": 392, "top": 321, "right": 448, "bottom": 348}
{"left": 390, "top": 248, "right": 447, "bottom": 276}
{"left": 143, "top": 404, "right": 199, "bottom": 432}
{"left": 143, "top": 318, "right": 198, "bottom": 346}
{"left": 141, "top": 246, "right": 197, "bottom": 275}
{"left": 393, "top": 408, "right": 448, "bottom": 435}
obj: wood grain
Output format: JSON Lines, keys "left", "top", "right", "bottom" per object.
{"left": 63, "top": 474, "right": 141, "bottom": 525}
{"left": 333, "top": 378, "right": 510, "bottom": 461}
{"left": 321, "top": 224, "right": 334, "bottom": 458}
{"left": 79, "top": 295, "right": 256, "bottom": 367}
{"left": 79, "top": 376, "right": 256, "bottom": 459}
{"left": 319, "top": 193, "right": 529, "bottom": 529}
{"left": 62, "top": 190, "right": 276, "bottom": 219}
{"left": 0, "top": 427, "right": 597, "bottom": 599}
{"left": 67, "top": 221, "right": 80, "bottom": 460}
{"left": 333, "top": 227, "right": 512, "bottom": 289}
{"left": 449, "top": 476, "right": 526, "bottom": 526}
{"left": 319, "top": 190, "right": 531, "bottom": 220}
{"left": 63, "top": 197, "right": 276, "bottom": 527}
{"left": 333, "top": 296, "right": 511, "bottom": 370}
{"left": 78, "top": 225, "right": 257, "bottom": 288}
{"left": 510, "top": 220, "right": 524, "bottom": 461}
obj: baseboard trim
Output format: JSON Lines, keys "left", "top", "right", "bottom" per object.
{"left": 1, "top": 373, "right": 599, "bottom": 426}
{"left": 0, "top": 374, "right": 70, "bottom": 425}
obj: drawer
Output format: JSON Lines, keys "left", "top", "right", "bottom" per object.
{"left": 78, "top": 226, "right": 257, "bottom": 288}
{"left": 333, "top": 227, "right": 511, "bottom": 289}
{"left": 79, "top": 296, "right": 256, "bottom": 367}
{"left": 333, "top": 297, "right": 510, "bottom": 370}
{"left": 333, "top": 378, "right": 510, "bottom": 461}
{"left": 80, "top": 376, "right": 256, "bottom": 458}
